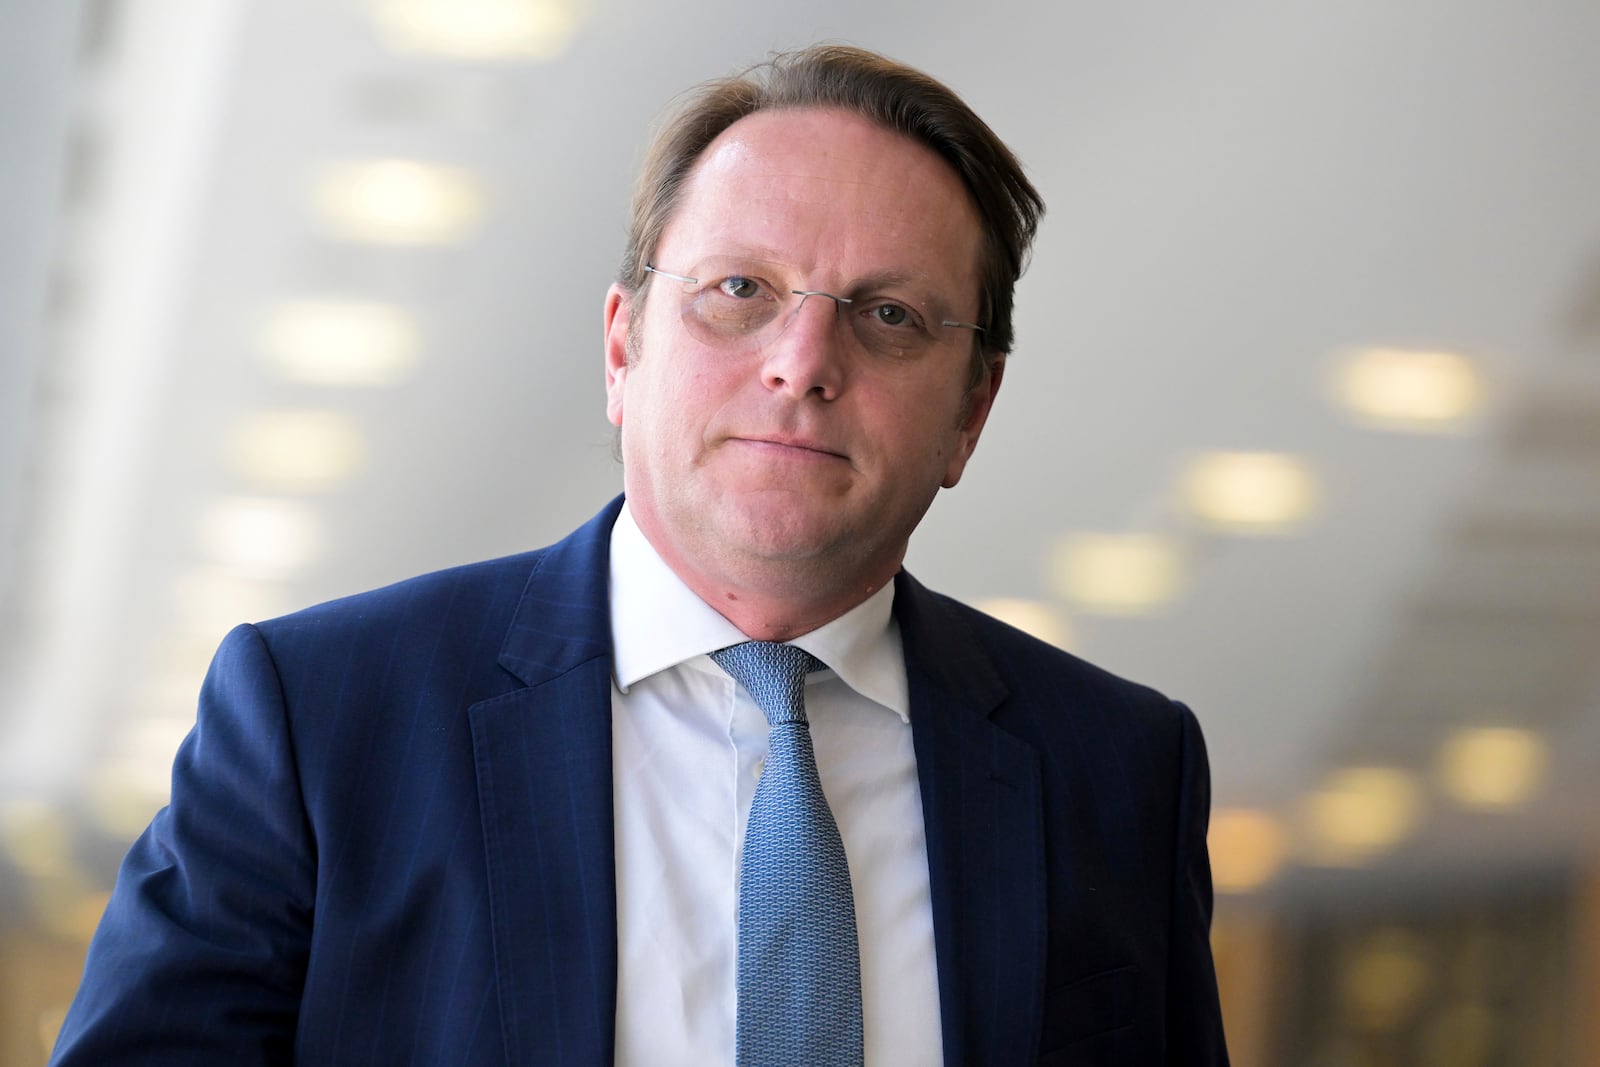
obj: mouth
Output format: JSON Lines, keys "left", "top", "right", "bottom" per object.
{"left": 733, "top": 435, "right": 849, "bottom": 462}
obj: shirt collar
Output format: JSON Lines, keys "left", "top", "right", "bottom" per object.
{"left": 607, "top": 502, "right": 909, "bottom": 721}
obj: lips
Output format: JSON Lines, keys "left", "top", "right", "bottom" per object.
{"left": 732, "top": 434, "right": 849, "bottom": 461}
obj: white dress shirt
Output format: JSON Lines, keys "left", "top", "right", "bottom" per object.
{"left": 608, "top": 503, "right": 943, "bottom": 1066}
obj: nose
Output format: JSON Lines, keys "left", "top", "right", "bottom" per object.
{"left": 759, "top": 291, "right": 848, "bottom": 400}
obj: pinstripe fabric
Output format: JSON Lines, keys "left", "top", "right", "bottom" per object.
{"left": 710, "top": 642, "right": 864, "bottom": 1067}
{"left": 51, "top": 497, "right": 1228, "bottom": 1066}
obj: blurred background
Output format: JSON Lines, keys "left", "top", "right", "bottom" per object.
{"left": 4, "top": 0, "right": 1600, "bottom": 1062}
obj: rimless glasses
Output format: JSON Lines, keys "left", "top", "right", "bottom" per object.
{"left": 643, "top": 258, "right": 984, "bottom": 362}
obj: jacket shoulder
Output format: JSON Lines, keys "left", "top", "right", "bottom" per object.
{"left": 903, "top": 577, "right": 1185, "bottom": 726}
{"left": 253, "top": 496, "right": 623, "bottom": 650}
{"left": 256, "top": 549, "right": 548, "bottom": 638}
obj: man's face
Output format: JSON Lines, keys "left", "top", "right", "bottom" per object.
{"left": 604, "top": 107, "right": 1001, "bottom": 619}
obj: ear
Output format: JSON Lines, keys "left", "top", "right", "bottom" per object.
{"left": 941, "top": 355, "right": 1005, "bottom": 489}
{"left": 604, "top": 284, "right": 632, "bottom": 428}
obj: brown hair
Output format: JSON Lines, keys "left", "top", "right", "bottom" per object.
{"left": 617, "top": 44, "right": 1044, "bottom": 373}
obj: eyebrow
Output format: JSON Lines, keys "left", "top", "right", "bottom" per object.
{"left": 842, "top": 269, "right": 963, "bottom": 318}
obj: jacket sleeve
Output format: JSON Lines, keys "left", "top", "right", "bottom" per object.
{"left": 1165, "top": 703, "right": 1231, "bottom": 1065}
{"left": 51, "top": 623, "right": 313, "bottom": 1066}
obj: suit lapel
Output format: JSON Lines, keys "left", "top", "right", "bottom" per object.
{"left": 464, "top": 505, "right": 1048, "bottom": 1066}
{"left": 470, "top": 499, "right": 623, "bottom": 1067}
{"left": 896, "top": 572, "right": 1047, "bottom": 1067}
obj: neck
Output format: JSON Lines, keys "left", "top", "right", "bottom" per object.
{"left": 690, "top": 572, "right": 893, "bottom": 643}
{"left": 631, "top": 514, "right": 899, "bottom": 642}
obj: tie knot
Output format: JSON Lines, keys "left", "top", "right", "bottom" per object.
{"left": 709, "top": 641, "right": 823, "bottom": 727}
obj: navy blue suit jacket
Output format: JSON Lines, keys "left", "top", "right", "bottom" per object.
{"left": 54, "top": 497, "right": 1228, "bottom": 1064}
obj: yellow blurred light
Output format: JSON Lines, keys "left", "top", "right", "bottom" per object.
{"left": 39, "top": 1005, "right": 70, "bottom": 1061}
{"left": 1050, "top": 532, "right": 1184, "bottom": 615}
{"left": 1437, "top": 726, "right": 1547, "bottom": 810}
{"left": 972, "top": 598, "right": 1073, "bottom": 649}
{"left": 1, "top": 802, "right": 73, "bottom": 878}
{"left": 226, "top": 410, "right": 368, "bottom": 491}
{"left": 1208, "top": 808, "right": 1288, "bottom": 892}
{"left": 199, "top": 497, "right": 322, "bottom": 577}
{"left": 261, "top": 301, "right": 421, "bottom": 386}
{"left": 1181, "top": 451, "right": 1318, "bottom": 532}
{"left": 28, "top": 873, "right": 112, "bottom": 944}
{"left": 371, "top": 0, "right": 580, "bottom": 60}
{"left": 313, "top": 159, "right": 485, "bottom": 245}
{"left": 1302, "top": 766, "right": 1423, "bottom": 863}
{"left": 1335, "top": 347, "right": 1484, "bottom": 429}
{"left": 1340, "top": 928, "right": 1432, "bottom": 1032}
{"left": 1418, "top": 1000, "right": 1498, "bottom": 1066}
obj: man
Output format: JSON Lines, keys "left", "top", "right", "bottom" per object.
{"left": 53, "top": 45, "right": 1228, "bottom": 1065}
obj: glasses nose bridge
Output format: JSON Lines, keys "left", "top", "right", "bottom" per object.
{"left": 790, "top": 287, "right": 851, "bottom": 312}
{"left": 772, "top": 287, "right": 853, "bottom": 343}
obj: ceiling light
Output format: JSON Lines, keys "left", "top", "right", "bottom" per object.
{"left": 1301, "top": 766, "right": 1423, "bottom": 863}
{"left": 226, "top": 410, "right": 368, "bottom": 491}
{"left": 1436, "top": 726, "right": 1547, "bottom": 809}
{"left": 1208, "top": 808, "right": 1288, "bottom": 892}
{"left": 1049, "top": 533, "right": 1184, "bottom": 615}
{"left": 312, "top": 159, "right": 485, "bottom": 245}
{"left": 1181, "top": 451, "right": 1318, "bottom": 532}
{"left": 1340, "top": 930, "right": 1432, "bottom": 1032}
{"left": 971, "top": 598, "right": 1073, "bottom": 649}
{"left": 370, "top": 0, "right": 581, "bottom": 60}
{"left": 198, "top": 498, "right": 322, "bottom": 578}
{"left": 261, "top": 300, "right": 420, "bottom": 386}
{"left": 1334, "top": 347, "right": 1484, "bottom": 430}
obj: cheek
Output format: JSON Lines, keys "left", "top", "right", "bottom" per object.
{"left": 896, "top": 379, "right": 968, "bottom": 444}
{"left": 688, "top": 357, "right": 759, "bottom": 416}
{"left": 638, "top": 355, "right": 743, "bottom": 447}
{"left": 859, "top": 399, "right": 955, "bottom": 483}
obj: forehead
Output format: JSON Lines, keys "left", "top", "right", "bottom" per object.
{"left": 657, "top": 107, "right": 983, "bottom": 296}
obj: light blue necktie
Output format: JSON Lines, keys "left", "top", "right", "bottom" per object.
{"left": 710, "top": 641, "right": 864, "bottom": 1067}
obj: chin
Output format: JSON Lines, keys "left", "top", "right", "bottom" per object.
{"left": 725, "top": 521, "right": 839, "bottom": 563}
{"left": 706, "top": 501, "right": 841, "bottom": 558}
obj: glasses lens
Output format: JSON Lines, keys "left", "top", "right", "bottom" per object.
{"left": 687, "top": 277, "right": 784, "bottom": 341}
{"left": 660, "top": 261, "right": 972, "bottom": 360}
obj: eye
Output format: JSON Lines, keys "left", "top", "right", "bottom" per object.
{"left": 874, "top": 304, "right": 908, "bottom": 326}
{"left": 718, "top": 276, "right": 761, "bottom": 299}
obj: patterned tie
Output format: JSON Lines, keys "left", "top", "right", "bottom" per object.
{"left": 709, "top": 641, "right": 864, "bottom": 1067}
